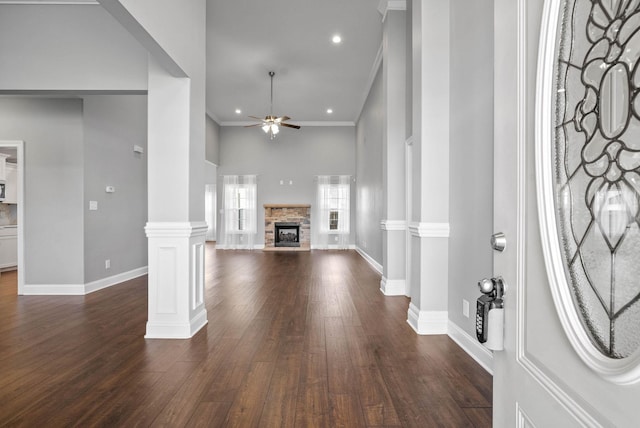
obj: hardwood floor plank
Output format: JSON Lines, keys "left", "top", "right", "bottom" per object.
{"left": 185, "top": 401, "right": 232, "bottom": 428}
{"left": 259, "top": 336, "right": 304, "bottom": 428}
{"left": 225, "top": 361, "right": 276, "bottom": 427}
{"left": 0, "top": 247, "right": 492, "bottom": 426}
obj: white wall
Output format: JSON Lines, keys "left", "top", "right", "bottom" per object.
{"left": 217, "top": 126, "right": 356, "bottom": 247}
{"left": 356, "top": 65, "right": 384, "bottom": 265}
{"left": 447, "top": 0, "right": 494, "bottom": 338}
{"left": 83, "top": 95, "right": 148, "bottom": 283}
{"left": 0, "top": 5, "right": 147, "bottom": 91}
{"left": 0, "top": 98, "right": 85, "bottom": 286}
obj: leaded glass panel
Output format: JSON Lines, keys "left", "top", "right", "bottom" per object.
{"left": 554, "top": 0, "right": 640, "bottom": 358}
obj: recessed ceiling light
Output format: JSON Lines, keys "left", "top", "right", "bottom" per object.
{"left": 327, "top": 108, "right": 333, "bottom": 114}
{"left": 332, "top": 35, "right": 342, "bottom": 44}
{"left": 235, "top": 108, "right": 242, "bottom": 114}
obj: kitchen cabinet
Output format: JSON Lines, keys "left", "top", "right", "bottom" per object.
{"left": 4, "top": 163, "right": 17, "bottom": 204}
{"left": 0, "top": 226, "right": 17, "bottom": 269}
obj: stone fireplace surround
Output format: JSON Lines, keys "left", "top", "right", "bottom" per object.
{"left": 264, "top": 204, "right": 310, "bottom": 251}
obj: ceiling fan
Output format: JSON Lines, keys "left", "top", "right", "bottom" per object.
{"left": 245, "top": 71, "right": 300, "bottom": 139}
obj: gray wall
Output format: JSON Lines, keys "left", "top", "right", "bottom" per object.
{"left": 83, "top": 95, "right": 148, "bottom": 283}
{"left": 355, "top": 64, "right": 384, "bottom": 264}
{"left": 205, "top": 115, "right": 220, "bottom": 165}
{"left": 0, "top": 98, "right": 85, "bottom": 285}
{"left": 448, "top": 0, "right": 494, "bottom": 336}
{"left": 217, "top": 126, "right": 356, "bottom": 246}
{"left": 0, "top": 5, "right": 147, "bottom": 91}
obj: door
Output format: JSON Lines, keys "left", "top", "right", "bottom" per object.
{"left": 493, "top": 0, "right": 640, "bottom": 426}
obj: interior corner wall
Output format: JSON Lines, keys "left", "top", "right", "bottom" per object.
{"left": 217, "top": 126, "right": 356, "bottom": 246}
{"left": 0, "top": 5, "right": 147, "bottom": 91}
{"left": 356, "top": 64, "right": 384, "bottom": 265}
{"left": 83, "top": 95, "right": 148, "bottom": 283}
{"left": 0, "top": 98, "right": 85, "bottom": 286}
{"left": 206, "top": 115, "right": 220, "bottom": 165}
{"left": 448, "top": 0, "right": 494, "bottom": 337}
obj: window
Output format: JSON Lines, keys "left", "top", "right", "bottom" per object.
{"left": 222, "top": 175, "right": 257, "bottom": 249}
{"left": 317, "top": 175, "right": 350, "bottom": 249}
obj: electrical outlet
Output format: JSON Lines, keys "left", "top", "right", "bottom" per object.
{"left": 462, "top": 299, "right": 470, "bottom": 318}
{"left": 89, "top": 200, "right": 98, "bottom": 211}
{"left": 105, "top": 259, "right": 111, "bottom": 269}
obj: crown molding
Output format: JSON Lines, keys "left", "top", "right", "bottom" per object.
{"left": 220, "top": 121, "right": 355, "bottom": 127}
{"left": 378, "top": 0, "right": 407, "bottom": 22}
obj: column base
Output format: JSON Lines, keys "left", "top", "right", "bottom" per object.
{"left": 145, "top": 221, "right": 208, "bottom": 339}
{"left": 145, "top": 309, "right": 207, "bottom": 339}
{"left": 380, "top": 276, "right": 406, "bottom": 296}
{"left": 407, "top": 303, "right": 448, "bottom": 335}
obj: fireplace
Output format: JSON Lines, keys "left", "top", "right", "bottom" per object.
{"left": 275, "top": 222, "right": 300, "bottom": 247}
{"left": 264, "top": 204, "right": 310, "bottom": 251}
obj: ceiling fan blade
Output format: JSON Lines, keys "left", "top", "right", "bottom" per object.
{"left": 275, "top": 116, "right": 290, "bottom": 123}
{"left": 248, "top": 115, "right": 264, "bottom": 121}
{"left": 280, "top": 123, "right": 301, "bottom": 129}
{"left": 244, "top": 123, "right": 263, "bottom": 128}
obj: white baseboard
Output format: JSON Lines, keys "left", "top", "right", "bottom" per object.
{"left": 355, "top": 246, "right": 383, "bottom": 274}
{"left": 84, "top": 266, "right": 148, "bottom": 294}
{"left": 380, "top": 276, "right": 405, "bottom": 296}
{"left": 407, "top": 304, "right": 448, "bottom": 334}
{"left": 22, "top": 283, "right": 85, "bottom": 295}
{"left": 22, "top": 266, "right": 148, "bottom": 296}
{"left": 447, "top": 320, "right": 493, "bottom": 375}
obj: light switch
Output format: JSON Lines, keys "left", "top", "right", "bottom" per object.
{"left": 89, "top": 200, "right": 98, "bottom": 211}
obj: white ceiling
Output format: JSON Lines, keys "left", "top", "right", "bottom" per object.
{"left": 206, "top": 0, "right": 383, "bottom": 125}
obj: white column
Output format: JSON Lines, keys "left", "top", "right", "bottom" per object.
{"left": 379, "top": 3, "right": 408, "bottom": 297}
{"left": 144, "top": 57, "right": 207, "bottom": 338}
{"left": 407, "top": 0, "right": 450, "bottom": 334}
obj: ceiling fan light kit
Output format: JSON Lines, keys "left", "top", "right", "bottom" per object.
{"left": 245, "top": 71, "right": 300, "bottom": 139}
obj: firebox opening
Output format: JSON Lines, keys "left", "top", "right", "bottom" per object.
{"left": 275, "top": 222, "right": 300, "bottom": 247}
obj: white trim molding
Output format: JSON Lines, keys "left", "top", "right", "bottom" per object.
{"left": 22, "top": 284, "right": 85, "bottom": 295}
{"left": 407, "top": 303, "right": 448, "bottom": 335}
{"left": 22, "top": 266, "right": 148, "bottom": 295}
{"left": 355, "top": 246, "right": 383, "bottom": 274}
{"left": 380, "top": 277, "right": 406, "bottom": 296}
{"left": 84, "top": 266, "right": 148, "bottom": 294}
{"left": 448, "top": 320, "right": 494, "bottom": 375}
{"left": 408, "top": 222, "right": 450, "bottom": 238}
{"left": 380, "top": 220, "right": 407, "bottom": 231}
{"left": 145, "top": 221, "right": 208, "bottom": 238}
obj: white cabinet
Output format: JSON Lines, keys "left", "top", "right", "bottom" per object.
{"left": 0, "top": 227, "right": 17, "bottom": 269}
{"left": 4, "top": 163, "right": 17, "bottom": 204}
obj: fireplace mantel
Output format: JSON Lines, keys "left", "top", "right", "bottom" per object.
{"left": 264, "top": 204, "right": 311, "bottom": 251}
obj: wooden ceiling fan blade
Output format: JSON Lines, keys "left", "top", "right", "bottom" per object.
{"left": 281, "top": 123, "right": 301, "bottom": 129}
{"left": 248, "top": 115, "right": 264, "bottom": 121}
{"left": 275, "top": 116, "right": 290, "bottom": 123}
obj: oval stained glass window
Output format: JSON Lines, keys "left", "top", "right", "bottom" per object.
{"left": 538, "top": 0, "right": 640, "bottom": 383}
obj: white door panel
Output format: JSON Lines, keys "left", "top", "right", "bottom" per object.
{"left": 492, "top": 0, "right": 640, "bottom": 425}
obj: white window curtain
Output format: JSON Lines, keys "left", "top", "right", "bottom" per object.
{"left": 317, "top": 175, "right": 350, "bottom": 249}
{"left": 205, "top": 184, "right": 216, "bottom": 241}
{"left": 222, "top": 175, "right": 257, "bottom": 249}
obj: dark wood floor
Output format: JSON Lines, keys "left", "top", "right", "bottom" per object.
{"left": 0, "top": 246, "right": 492, "bottom": 427}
